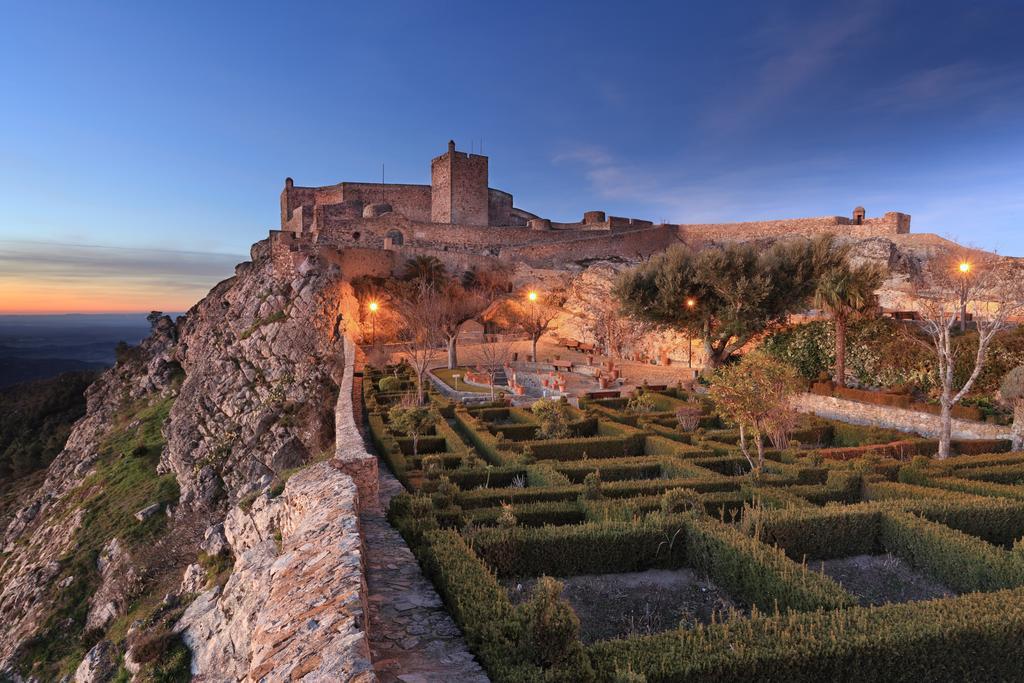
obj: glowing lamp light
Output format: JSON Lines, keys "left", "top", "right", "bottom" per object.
{"left": 959, "top": 262, "right": 970, "bottom": 274}
{"left": 528, "top": 291, "right": 538, "bottom": 302}
{"left": 685, "top": 298, "right": 696, "bottom": 308}
{"left": 369, "top": 301, "right": 379, "bottom": 312}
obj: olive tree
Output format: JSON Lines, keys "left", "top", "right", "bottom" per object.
{"left": 614, "top": 237, "right": 842, "bottom": 372}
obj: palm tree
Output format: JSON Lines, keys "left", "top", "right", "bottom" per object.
{"left": 814, "top": 261, "right": 884, "bottom": 387}
{"left": 402, "top": 255, "right": 447, "bottom": 288}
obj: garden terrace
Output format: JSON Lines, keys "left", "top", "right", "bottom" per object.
{"left": 361, "top": 364, "right": 1024, "bottom": 681}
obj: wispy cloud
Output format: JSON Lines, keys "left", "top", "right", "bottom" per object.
{"left": 704, "top": 3, "right": 883, "bottom": 132}
{"left": 0, "top": 240, "right": 242, "bottom": 313}
{"left": 867, "top": 61, "right": 1024, "bottom": 111}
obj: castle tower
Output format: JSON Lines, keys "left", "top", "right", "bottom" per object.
{"left": 431, "top": 140, "right": 489, "bottom": 226}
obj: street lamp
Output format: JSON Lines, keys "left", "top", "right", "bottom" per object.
{"left": 368, "top": 301, "right": 379, "bottom": 343}
{"left": 684, "top": 297, "right": 697, "bottom": 367}
{"left": 958, "top": 262, "right": 970, "bottom": 333}
{"left": 528, "top": 291, "right": 538, "bottom": 302}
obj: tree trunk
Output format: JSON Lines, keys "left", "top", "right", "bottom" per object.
{"left": 416, "top": 371, "right": 426, "bottom": 406}
{"left": 755, "top": 433, "right": 765, "bottom": 472}
{"left": 447, "top": 336, "right": 458, "bottom": 370}
{"left": 532, "top": 337, "right": 539, "bottom": 364}
{"left": 938, "top": 399, "right": 952, "bottom": 459}
{"left": 412, "top": 433, "right": 419, "bottom": 457}
{"left": 834, "top": 313, "right": 847, "bottom": 387}
{"left": 1013, "top": 399, "right": 1024, "bottom": 451}
{"left": 737, "top": 424, "right": 754, "bottom": 471}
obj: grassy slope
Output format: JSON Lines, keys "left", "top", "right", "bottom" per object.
{"left": 14, "top": 390, "right": 181, "bottom": 680}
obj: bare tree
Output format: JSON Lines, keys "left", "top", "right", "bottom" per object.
{"left": 392, "top": 281, "right": 447, "bottom": 405}
{"left": 434, "top": 283, "right": 489, "bottom": 370}
{"left": 913, "top": 252, "right": 1024, "bottom": 458}
{"left": 475, "top": 334, "right": 515, "bottom": 400}
{"left": 506, "top": 290, "right": 564, "bottom": 363}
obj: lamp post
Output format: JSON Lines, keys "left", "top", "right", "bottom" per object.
{"left": 958, "top": 262, "right": 970, "bottom": 333}
{"left": 685, "top": 297, "right": 696, "bottom": 368}
{"left": 527, "top": 290, "right": 538, "bottom": 363}
{"left": 368, "top": 301, "right": 379, "bottom": 344}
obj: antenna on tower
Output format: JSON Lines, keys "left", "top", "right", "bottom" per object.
{"left": 380, "top": 162, "right": 385, "bottom": 203}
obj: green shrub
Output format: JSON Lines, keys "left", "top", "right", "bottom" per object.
{"left": 518, "top": 576, "right": 593, "bottom": 679}
{"left": 378, "top": 375, "right": 402, "bottom": 392}
{"left": 582, "top": 472, "right": 604, "bottom": 500}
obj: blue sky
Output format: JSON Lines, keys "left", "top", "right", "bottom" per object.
{"left": 1, "top": 1, "right": 1023, "bottom": 311}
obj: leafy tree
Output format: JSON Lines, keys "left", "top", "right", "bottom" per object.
{"left": 388, "top": 403, "right": 434, "bottom": 457}
{"left": 614, "top": 237, "right": 841, "bottom": 372}
{"left": 814, "top": 253, "right": 884, "bottom": 386}
{"left": 530, "top": 398, "right": 573, "bottom": 439}
{"left": 708, "top": 353, "right": 803, "bottom": 471}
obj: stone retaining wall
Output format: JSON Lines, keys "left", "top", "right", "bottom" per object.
{"left": 792, "top": 393, "right": 1011, "bottom": 441}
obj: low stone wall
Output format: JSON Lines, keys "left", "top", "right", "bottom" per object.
{"left": 333, "top": 336, "right": 380, "bottom": 512}
{"left": 792, "top": 393, "right": 1011, "bottom": 441}
{"left": 176, "top": 461, "right": 374, "bottom": 681}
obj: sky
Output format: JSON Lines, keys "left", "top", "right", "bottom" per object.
{"left": 1, "top": 1, "right": 1023, "bottom": 313}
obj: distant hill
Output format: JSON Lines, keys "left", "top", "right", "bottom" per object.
{"left": 0, "top": 313, "right": 179, "bottom": 388}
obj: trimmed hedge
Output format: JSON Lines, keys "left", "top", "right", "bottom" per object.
{"left": 586, "top": 588, "right": 1024, "bottom": 682}
{"left": 465, "top": 500, "right": 586, "bottom": 528}
{"left": 470, "top": 516, "right": 690, "bottom": 577}
{"left": 683, "top": 514, "right": 855, "bottom": 612}
{"left": 879, "top": 510, "right": 1024, "bottom": 592}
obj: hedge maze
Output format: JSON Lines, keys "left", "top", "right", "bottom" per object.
{"left": 365, "top": 364, "right": 1024, "bottom": 682}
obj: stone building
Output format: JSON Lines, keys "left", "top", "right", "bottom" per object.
{"left": 272, "top": 141, "right": 911, "bottom": 278}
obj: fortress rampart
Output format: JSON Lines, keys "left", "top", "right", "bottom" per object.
{"left": 273, "top": 141, "right": 912, "bottom": 274}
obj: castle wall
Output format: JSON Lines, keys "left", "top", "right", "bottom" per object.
{"left": 499, "top": 225, "right": 677, "bottom": 264}
{"left": 340, "top": 182, "right": 432, "bottom": 223}
{"left": 678, "top": 212, "right": 910, "bottom": 244}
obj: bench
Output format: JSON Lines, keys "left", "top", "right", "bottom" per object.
{"left": 585, "top": 390, "right": 621, "bottom": 399}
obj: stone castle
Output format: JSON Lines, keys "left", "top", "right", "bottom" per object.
{"left": 271, "top": 140, "right": 911, "bottom": 276}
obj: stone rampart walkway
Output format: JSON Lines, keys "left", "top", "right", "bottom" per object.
{"left": 361, "top": 471, "right": 489, "bottom": 682}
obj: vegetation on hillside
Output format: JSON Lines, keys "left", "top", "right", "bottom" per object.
{"left": 0, "top": 370, "right": 98, "bottom": 486}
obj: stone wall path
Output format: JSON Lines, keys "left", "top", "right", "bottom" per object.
{"left": 361, "top": 469, "right": 490, "bottom": 682}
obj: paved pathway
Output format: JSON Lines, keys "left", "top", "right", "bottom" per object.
{"left": 352, "top": 369, "right": 489, "bottom": 682}
{"left": 361, "top": 472, "right": 489, "bottom": 682}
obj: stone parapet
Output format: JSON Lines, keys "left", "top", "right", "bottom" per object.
{"left": 334, "top": 336, "right": 380, "bottom": 512}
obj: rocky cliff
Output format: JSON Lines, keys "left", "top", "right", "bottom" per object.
{"left": 0, "top": 238, "right": 356, "bottom": 681}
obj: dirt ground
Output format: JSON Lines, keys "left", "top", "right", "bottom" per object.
{"left": 504, "top": 569, "right": 741, "bottom": 643}
{"left": 819, "top": 554, "right": 956, "bottom": 606}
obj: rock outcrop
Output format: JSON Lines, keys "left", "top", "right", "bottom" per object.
{"left": 176, "top": 461, "right": 373, "bottom": 681}
{"left": 0, "top": 238, "right": 360, "bottom": 678}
